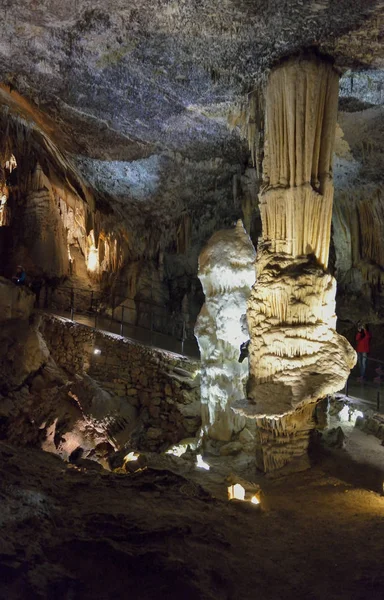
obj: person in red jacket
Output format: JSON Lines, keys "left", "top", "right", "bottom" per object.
{"left": 355, "top": 324, "right": 371, "bottom": 381}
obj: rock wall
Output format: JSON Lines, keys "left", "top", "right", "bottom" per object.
{"left": 332, "top": 107, "right": 384, "bottom": 326}
{"left": 38, "top": 314, "right": 201, "bottom": 451}
{"left": 0, "top": 276, "right": 34, "bottom": 321}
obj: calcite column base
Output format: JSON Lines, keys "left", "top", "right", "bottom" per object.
{"left": 234, "top": 400, "right": 317, "bottom": 473}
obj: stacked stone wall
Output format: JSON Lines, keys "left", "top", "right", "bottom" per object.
{"left": 38, "top": 314, "right": 201, "bottom": 450}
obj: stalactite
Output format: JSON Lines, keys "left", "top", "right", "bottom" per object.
{"left": 176, "top": 213, "right": 191, "bottom": 254}
{"left": 228, "top": 86, "right": 265, "bottom": 177}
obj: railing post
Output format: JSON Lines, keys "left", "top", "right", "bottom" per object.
{"left": 95, "top": 310, "right": 98, "bottom": 330}
{"left": 181, "top": 318, "right": 186, "bottom": 355}
{"left": 345, "top": 377, "right": 349, "bottom": 398}
{"left": 111, "top": 294, "right": 115, "bottom": 325}
{"left": 377, "top": 391, "right": 380, "bottom": 412}
{"left": 90, "top": 290, "right": 94, "bottom": 312}
{"left": 120, "top": 305, "right": 124, "bottom": 337}
{"left": 70, "top": 286, "right": 74, "bottom": 321}
{"left": 150, "top": 306, "right": 153, "bottom": 346}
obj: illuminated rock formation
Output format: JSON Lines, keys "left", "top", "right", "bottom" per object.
{"left": 195, "top": 220, "right": 256, "bottom": 441}
{"left": 235, "top": 56, "right": 356, "bottom": 471}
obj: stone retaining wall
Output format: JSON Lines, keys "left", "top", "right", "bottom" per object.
{"left": 355, "top": 411, "right": 384, "bottom": 443}
{"left": 38, "top": 314, "right": 201, "bottom": 450}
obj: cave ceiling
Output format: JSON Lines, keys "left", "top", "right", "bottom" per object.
{"left": 1, "top": 0, "right": 384, "bottom": 218}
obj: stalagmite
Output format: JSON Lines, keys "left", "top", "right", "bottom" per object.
{"left": 234, "top": 55, "right": 356, "bottom": 472}
{"left": 195, "top": 220, "right": 256, "bottom": 441}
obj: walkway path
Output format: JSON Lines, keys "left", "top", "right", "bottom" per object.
{"left": 338, "top": 377, "right": 384, "bottom": 414}
{"left": 44, "top": 309, "right": 201, "bottom": 359}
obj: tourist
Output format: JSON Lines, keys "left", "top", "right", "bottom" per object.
{"left": 355, "top": 323, "right": 371, "bottom": 382}
{"left": 239, "top": 340, "right": 250, "bottom": 363}
{"left": 30, "top": 277, "right": 44, "bottom": 308}
{"left": 12, "top": 265, "right": 26, "bottom": 286}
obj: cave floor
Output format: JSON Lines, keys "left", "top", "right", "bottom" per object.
{"left": 1, "top": 428, "right": 384, "bottom": 600}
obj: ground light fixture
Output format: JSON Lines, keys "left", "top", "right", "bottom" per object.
{"left": 196, "top": 454, "right": 210, "bottom": 470}
{"left": 124, "top": 451, "right": 140, "bottom": 463}
{"left": 228, "top": 483, "right": 262, "bottom": 506}
{"left": 228, "top": 483, "right": 245, "bottom": 501}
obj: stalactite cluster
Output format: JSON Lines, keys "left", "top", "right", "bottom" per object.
{"left": 0, "top": 104, "right": 129, "bottom": 286}
{"left": 228, "top": 87, "right": 265, "bottom": 178}
{"left": 333, "top": 185, "right": 384, "bottom": 288}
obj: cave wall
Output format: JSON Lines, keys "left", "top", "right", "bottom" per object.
{"left": 333, "top": 106, "right": 384, "bottom": 329}
{"left": 0, "top": 114, "right": 252, "bottom": 337}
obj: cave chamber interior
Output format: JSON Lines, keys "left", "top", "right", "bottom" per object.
{"left": 1, "top": 2, "right": 384, "bottom": 599}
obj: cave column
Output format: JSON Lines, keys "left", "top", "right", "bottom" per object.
{"left": 235, "top": 55, "right": 355, "bottom": 473}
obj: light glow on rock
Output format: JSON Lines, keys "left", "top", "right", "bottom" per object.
{"left": 196, "top": 454, "right": 210, "bottom": 470}
{"left": 165, "top": 438, "right": 197, "bottom": 457}
{"left": 87, "top": 244, "right": 99, "bottom": 272}
{"left": 124, "top": 451, "right": 140, "bottom": 462}
{"left": 339, "top": 405, "right": 364, "bottom": 425}
{"left": 251, "top": 495, "right": 260, "bottom": 505}
{"left": 195, "top": 220, "right": 256, "bottom": 442}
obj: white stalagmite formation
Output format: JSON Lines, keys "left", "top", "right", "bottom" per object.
{"left": 235, "top": 56, "right": 356, "bottom": 471}
{"left": 195, "top": 220, "right": 256, "bottom": 441}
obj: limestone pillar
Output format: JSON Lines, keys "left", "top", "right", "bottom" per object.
{"left": 234, "top": 56, "right": 356, "bottom": 472}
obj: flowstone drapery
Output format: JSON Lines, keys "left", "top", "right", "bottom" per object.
{"left": 195, "top": 221, "right": 256, "bottom": 442}
{"left": 234, "top": 56, "right": 356, "bottom": 472}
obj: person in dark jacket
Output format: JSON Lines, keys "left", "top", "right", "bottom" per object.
{"left": 355, "top": 323, "right": 371, "bottom": 381}
{"left": 239, "top": 339, "right": 250, "bottom": 363}
{"left": 12, "top": 265, "right": 26, "bottom": 286}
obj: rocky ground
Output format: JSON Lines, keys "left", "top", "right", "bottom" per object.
{"left": 1, "top": 430, "right": 384, "bottom": 600}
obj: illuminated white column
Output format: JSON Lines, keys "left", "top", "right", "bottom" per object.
{"left": 195, "top": 221, "right": 256, "bottom": 441}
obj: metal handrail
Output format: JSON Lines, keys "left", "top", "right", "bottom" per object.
{"left": 51, "top": 284, "right": 191, "bottom": 318}
{"left": 51, "top": 305, "right": 196, "bottom": 357}
{"left": 45, "top": 283, "right": 196, "bottom": 355}
{"left": 367, "top": 356, "right": 384, "bottom": 366}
